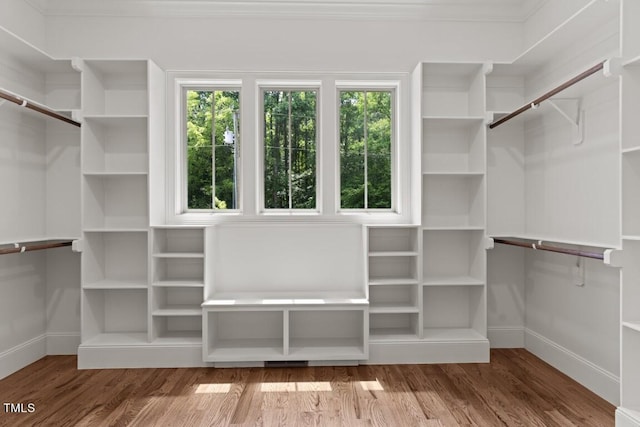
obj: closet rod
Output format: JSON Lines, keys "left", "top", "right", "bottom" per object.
{"left": 0, "top": 240, "right": 73, "bottom": 256}
{"left": 493, "top": 238, "right": 604, "bottom": 260}
{"left": 488, "top": 60, "right": 605, "bottom": 129}
{"left": 0, "top": 89, "right": 81, "bottom": 128}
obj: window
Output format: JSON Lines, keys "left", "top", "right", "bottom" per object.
{"left": 184, "top": 88, "right": 240, "bottom": 211}
{"left": 263, "top": 89, "right": 318, "bottom": 210}
{"left": 339, "top": 90, "right": 393, "bottom": 210}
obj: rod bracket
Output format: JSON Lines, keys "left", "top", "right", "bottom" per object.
{"left": 603, "top": 249, "right": 622, "bottom": 267}
{"left": 485, "top": 237, "right": 495, "bottom": 250}
{"left": 603, "top": 58, "right": 622, "bottom": 78}
{"left": 72, "top": 239, "right": 83, "bottom": 253}
{"left": 546, "top": 99, "right": 584, "bottom": 145}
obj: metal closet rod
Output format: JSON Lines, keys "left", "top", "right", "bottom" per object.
{"left": 0, "top": 89, "right": 81, "bottom": 128}
{"left": 0, "top": 240, "right": 73, "bottom": 256}
{"left": 493, "top": 238, "right": 604, "bottom": 260}
{"left": 488, "top": 60, "right": 606, "bottom": 129}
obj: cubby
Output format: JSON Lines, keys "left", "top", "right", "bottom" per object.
{"left": 151, "top": 286, "right": 203, "bottom": 315}
{"left": 422, "top": 175, "right": 484, "bottom": 229}
{"left": 368, "top": 227, "right": 418, "bottom": 255}
{"left": 370, "top": 313, "right": 420, "bottom": 341}
{"left": 152, "top": 227, "right": 205, "bottom": 256}
{"left": 204, "top": 309, "right": 285, "bottom": 362}
{"left": 422, "top": 230, "right": 485, "bottom": 284}
{"left": 289, "top": 309, "right": 367, "bottom": 360}
{"left": 622, "top": 151, "right": 640, "bottom": 238}
{"left": 82, "top": 288, "right": 148, "bottom": 345}
{"left": 82, "top": 60, "right": 148, "bottom": 116}
{"left": 151, "top": 315, "right": 202, "bottom": 343}
{"left": 83, "top": 175, "right": 148, "bottom": 230}
{"left": 421, "top": 63, "right": 485, "bottom": 118}
{"left": 368, "top": 256, "right": 418, "bottom": 285}
{"left": 422, "top": 118, "right": 485, "bottom": 174}
{"left": 422, "top": 286, "right": 485, "bottom": 341}
{"left": 82, "top": 116, "right": 148, "bottom": 174}
{"left": 369, "top": 285, "right": 419, "bottom": 313}
{"left": 82, "top": 231, "right": 148, "bottom": 289}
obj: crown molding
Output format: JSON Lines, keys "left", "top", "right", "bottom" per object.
{"left": 39, "top": 0, "right": 542, "bottom": 22}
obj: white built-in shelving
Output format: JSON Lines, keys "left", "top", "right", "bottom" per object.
{"left": 366, "top": 226, "right": 421, "bottom": 342}
{"left": 79, "top": 59, "right": 163, "bottom": 353}
{"left": 417, "top": 62, "right": 489, "bottom": 352}
{"left": 150, "top": 226, "right": 208, "bottom": 343}
{"left": 619, "top": 1, "right": 640, "bottom": 421}
{"left": 203, "top": 223, "right": 368, "bottom": 363}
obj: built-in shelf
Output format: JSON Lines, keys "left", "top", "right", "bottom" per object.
{"left": 422, "top": 276, "right": 484, "bottom": 286}
{"left": 288, "top": 338, "right": 366, "bottom": 360}
{"left": 368, "top": 251, "right": 418, "bottom": 257}
{"left": 623, "top": 322, "right": 640, "bottom": 334}
{"left": 624, "top": 55, "right": 640, "bottom": 67}
{"left": 153, "top": 253, "right": 204, "bottom": 259}
{"left": 622, "top": 235, "right": 640, "bottom": 241}
{"left": 422, "top": 226, "right": 485, "bottom": 231}
{"left": 622, "top": 146, "right": 640, "bottom": 155}
{"left": 83, "top": 280, "right": 147, "bottom": 290}
{"left": 369, "top": 304, "right": 419, "bottom": 314}
{"left": 152, "top": 280, "right": 204, "bottom": 288}
{"left": 81, "top": 332, "right": 148, "bottom": 347}
{"left": 152, "top": 307, "right": 202, "bottom": 316}
{"left": 422, "top": 328, "right": 486, "bottom": 342}
{"left": 368, "top": 278, "right": 420, "bottom": 286}
{"left": 152, "top": 332, "right": 202, "bottom": 345}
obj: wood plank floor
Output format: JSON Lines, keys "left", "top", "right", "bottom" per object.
{"left": 0, "top": 349, "right": 614, "bottom": 426}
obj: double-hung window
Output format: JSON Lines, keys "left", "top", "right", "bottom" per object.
{"left": 339, "top": 88, "right": 395, "bottom": 211}
{"left": 262, "top": 86, "right": 319, "bottom": 211}
{"left": 183, "top": 86, "right": 240, "bottom": 212}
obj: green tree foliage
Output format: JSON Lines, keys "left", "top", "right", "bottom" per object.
{"left": 264, "top": 90, "right": 317, "bottom": 209}
{"left": 186, "top": 90, "right": 239, "bottom": 210}
{"left": 340, "top": 91, "right": 392, "bottom": 209}
{"left": 185, "top": 88, "right": 392, "bottom": 212}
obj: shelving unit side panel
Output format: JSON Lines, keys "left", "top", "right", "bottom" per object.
{"left": 82, "top": 62, "right": 107, "bottom": 116}
{"left": 148, "top": 60, "right": 166, "bottom": 225}
{"left": 621, "top": 66, "right": 640, "bottom": 151}
{"left": 621, "top": 327, "right": 640, "bottom": 411}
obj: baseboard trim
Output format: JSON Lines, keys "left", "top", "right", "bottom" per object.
{"left": 525, "top": 328, "right": 619, "bottom": 405}
{"left": 616, "top": 408, "right": 640, "bottom": 427}
{"left": 488, "top": 327, "right": 525, "bottom": 348}
{"left": 364, "top": 339, "right": 490, "bottom": 364}
{"left": 78, "top": 344, "right": 207, "bottom": 369}
{"left": 46, "top": 332, "right": 80, "bottom": 355}
{"left": 0, "top": 335, "right": 46, "bottom": 380}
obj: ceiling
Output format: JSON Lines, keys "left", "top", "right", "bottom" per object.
{"left": 26, "top": 0, "right": 547, "bottom": 21}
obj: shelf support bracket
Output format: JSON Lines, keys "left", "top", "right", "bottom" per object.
{"left": 546, "top": 99, "right": 584, "bottom": 145}
{"left": 72, "top": 239, "right": 83, "bottom": 253}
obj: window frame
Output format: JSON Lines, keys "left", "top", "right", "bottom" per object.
{"left": 257, "top": 80, "right": 322, "bottom": 214}
{"left": 336, "top": 81, "right": 399, "bottom": 214}
{"left": 178, "top": 79, "right": 243, "bottom": 215}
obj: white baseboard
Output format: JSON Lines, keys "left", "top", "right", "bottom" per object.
{"left": 78, "top": 344, "right": 207, "bottom": 369}
{"left": 616, "top": 408, "right": 640, "bottom": 427}
{"left": 46, "top": 332, "right": 80, "bottom": 355}
{"left": 0, "top": 335, "right": 46, "bottom": 380}
{"left": 365, "top": 340, "right": 490, "bottom": 364}
{"left": 525, "top": 328, "right": 619, "bottom": 405}
{"left": 488, "top": 327, "right": 525, "bottom": 348}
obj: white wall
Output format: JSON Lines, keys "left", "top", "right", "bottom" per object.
{"left": 45, "top": 16, "right": 521, "bottom": 71}
{"left": 0, "top": 0, "right": 45, "bottom": 49}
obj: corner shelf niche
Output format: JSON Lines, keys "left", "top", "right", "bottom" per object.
{"left": 82, "top": 60, "right": 148, "bottom": 116}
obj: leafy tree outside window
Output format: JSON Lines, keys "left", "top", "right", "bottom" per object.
{"left": 340, "top": 90, "right": 393, "bottom": 210}
{"left": 263, "top": 89, "right": 317, "bottom": 210}
{"left": 185, "top": 89, "right": 240, "bottom": 211}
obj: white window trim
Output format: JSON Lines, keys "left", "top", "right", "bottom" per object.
{"left": 335, "top": 80, "right": 400, "bottom": 214}
{"left": 256, "top": 80, "right": 323, "bottom": 214}
{"left": 176, "top": 78, "right": 243, "bottom": 215}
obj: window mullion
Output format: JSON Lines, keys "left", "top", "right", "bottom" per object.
{"left": 211, "top": 91, "right": 216, "bottom": 210}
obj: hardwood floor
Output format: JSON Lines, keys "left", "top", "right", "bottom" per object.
{"left": 0, "top": 349, "right": 614, "bottom": 426}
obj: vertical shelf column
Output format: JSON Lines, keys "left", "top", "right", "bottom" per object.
{"left": 150, "top": 226, "right": 207, "bottom": 344}
{"left": 367, "top": 226, "right": 421, "bottom": 341}
{"left": 619, "top": 3, "right": 640, "bottom": 419}
{"left": 420, "top": 62, "right": 489, "bottom": 346}
{"left": 80, "top": 60, "right": 152, "bottom": 347}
